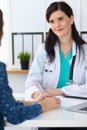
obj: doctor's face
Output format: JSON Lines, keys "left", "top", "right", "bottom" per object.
{"left": 49, "top": 10, "right": 74, "bottom": 39}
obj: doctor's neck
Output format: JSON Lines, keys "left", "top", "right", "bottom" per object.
{"left": 59, "top": 36, "right": 73, "bottom": 57}
{"left": 59, "top": 36, "right": 73, "bottom": 48}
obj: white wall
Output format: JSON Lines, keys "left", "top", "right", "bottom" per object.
{"left": 0, "top": 0, "right": 12, "bottom": 64}
{"left": 80, "top": 0, "right": 87, "bottom": 31}
{"left": 11, "top": 0, "right": 45, "bottom": 32}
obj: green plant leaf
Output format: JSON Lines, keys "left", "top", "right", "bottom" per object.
{"left": 17, "top": 51, "right": 31, "bottom": 62}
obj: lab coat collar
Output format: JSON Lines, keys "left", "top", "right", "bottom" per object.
{"left": 72, "top": 41, "right": 77, "bottom": 57}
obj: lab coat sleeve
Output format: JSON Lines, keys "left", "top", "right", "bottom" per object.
{"left": 25, "top": 44, "right": 47, "bottom": 100}
{"left": 61, "top": 84, "right": 87, "bottom": 96}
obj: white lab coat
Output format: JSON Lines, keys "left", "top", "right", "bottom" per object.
{"left": 25, "top": 41, "right": 87, "bottom": 100}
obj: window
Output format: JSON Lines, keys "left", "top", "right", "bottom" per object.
{"left": 12, "top": 32, "right": 44, "bottom": 67}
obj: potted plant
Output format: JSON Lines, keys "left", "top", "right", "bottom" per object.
{"left": 17, "top": 51, "right": 31, "bottom": 70}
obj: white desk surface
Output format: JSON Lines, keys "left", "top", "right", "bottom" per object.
{"left": 6, "top": 94, "right": 87, "bottom": 128}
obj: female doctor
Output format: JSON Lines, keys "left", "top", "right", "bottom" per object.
{"left": 25, "top": 1, "right": 87, "bottom": 101}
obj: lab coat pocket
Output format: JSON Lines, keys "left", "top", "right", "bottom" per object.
{"left": 42, "top": 62, "right": 56, "bottom": 89}
{"left": 44, "top": 62, "right": 56, "bottom": 72}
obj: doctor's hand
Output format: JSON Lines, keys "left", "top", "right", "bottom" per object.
{"left": 39, "top": 96, "right": 61, "bottom": 112}
{"left": 32, "top": 90, "right": 51, "bottom": 101}
{"left": 45, "top": 88, "right": 64, "bottom": 96}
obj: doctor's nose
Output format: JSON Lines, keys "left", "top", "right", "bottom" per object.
{"left": 54, "top": 21, "right": 61, "bottom": 28}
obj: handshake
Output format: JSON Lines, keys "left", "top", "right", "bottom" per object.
{"left": 23, "top": 90, "right": 61, "bottom": 112}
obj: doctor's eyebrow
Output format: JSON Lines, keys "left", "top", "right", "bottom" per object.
{"left": 49, "top": 16, "right": 65, "bottom": 23}
{"left": 57, "top": 16, "right": 64, "bottom": 21}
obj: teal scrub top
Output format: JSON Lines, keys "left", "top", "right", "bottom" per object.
{"left": 57, "top": 48, "right": 72, "bottom": 88}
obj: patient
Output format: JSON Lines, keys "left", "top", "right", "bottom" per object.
{"left": 0, "top": 9, "right": 61, "bottom": 130}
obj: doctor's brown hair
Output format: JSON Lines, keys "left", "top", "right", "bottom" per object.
{"left": 45, "top": 1, "right": 85, "bottom": 62}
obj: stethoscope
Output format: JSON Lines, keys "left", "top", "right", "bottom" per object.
{"left": 66, "top": 55, "right": 76, "bottom": 85}
{"left": 44, "top": 46, "right": 77, "bottom": 85}
{"left": 67, "top": 44, "right": 77, "bottom": 85}
{"left": 45, "top": 55, "right": 76, "bottom": 81}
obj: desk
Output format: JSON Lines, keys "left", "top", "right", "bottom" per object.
{"left": 6, "top": 94, "right": 87, "bottom": 128}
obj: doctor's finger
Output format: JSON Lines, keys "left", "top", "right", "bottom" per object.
{"left": 43, "top": 92, "right": 52, "bottom": 97}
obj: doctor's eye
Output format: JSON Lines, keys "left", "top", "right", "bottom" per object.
{"left": 49, "top": 20, "right": 54, "bottom": 24}
{"left": 58, "top": 17, "right": 64, "bottom": 21}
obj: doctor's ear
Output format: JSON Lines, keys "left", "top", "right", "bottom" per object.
{"left": 70, "top": 15, "right": 74, "bottom": 25}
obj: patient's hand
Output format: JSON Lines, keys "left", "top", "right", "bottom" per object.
{"left": 22, "top": 95, "right": 61, "bottom": 111}
{"left": 39, "top": 96, "right": 61, "bottom": 112}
